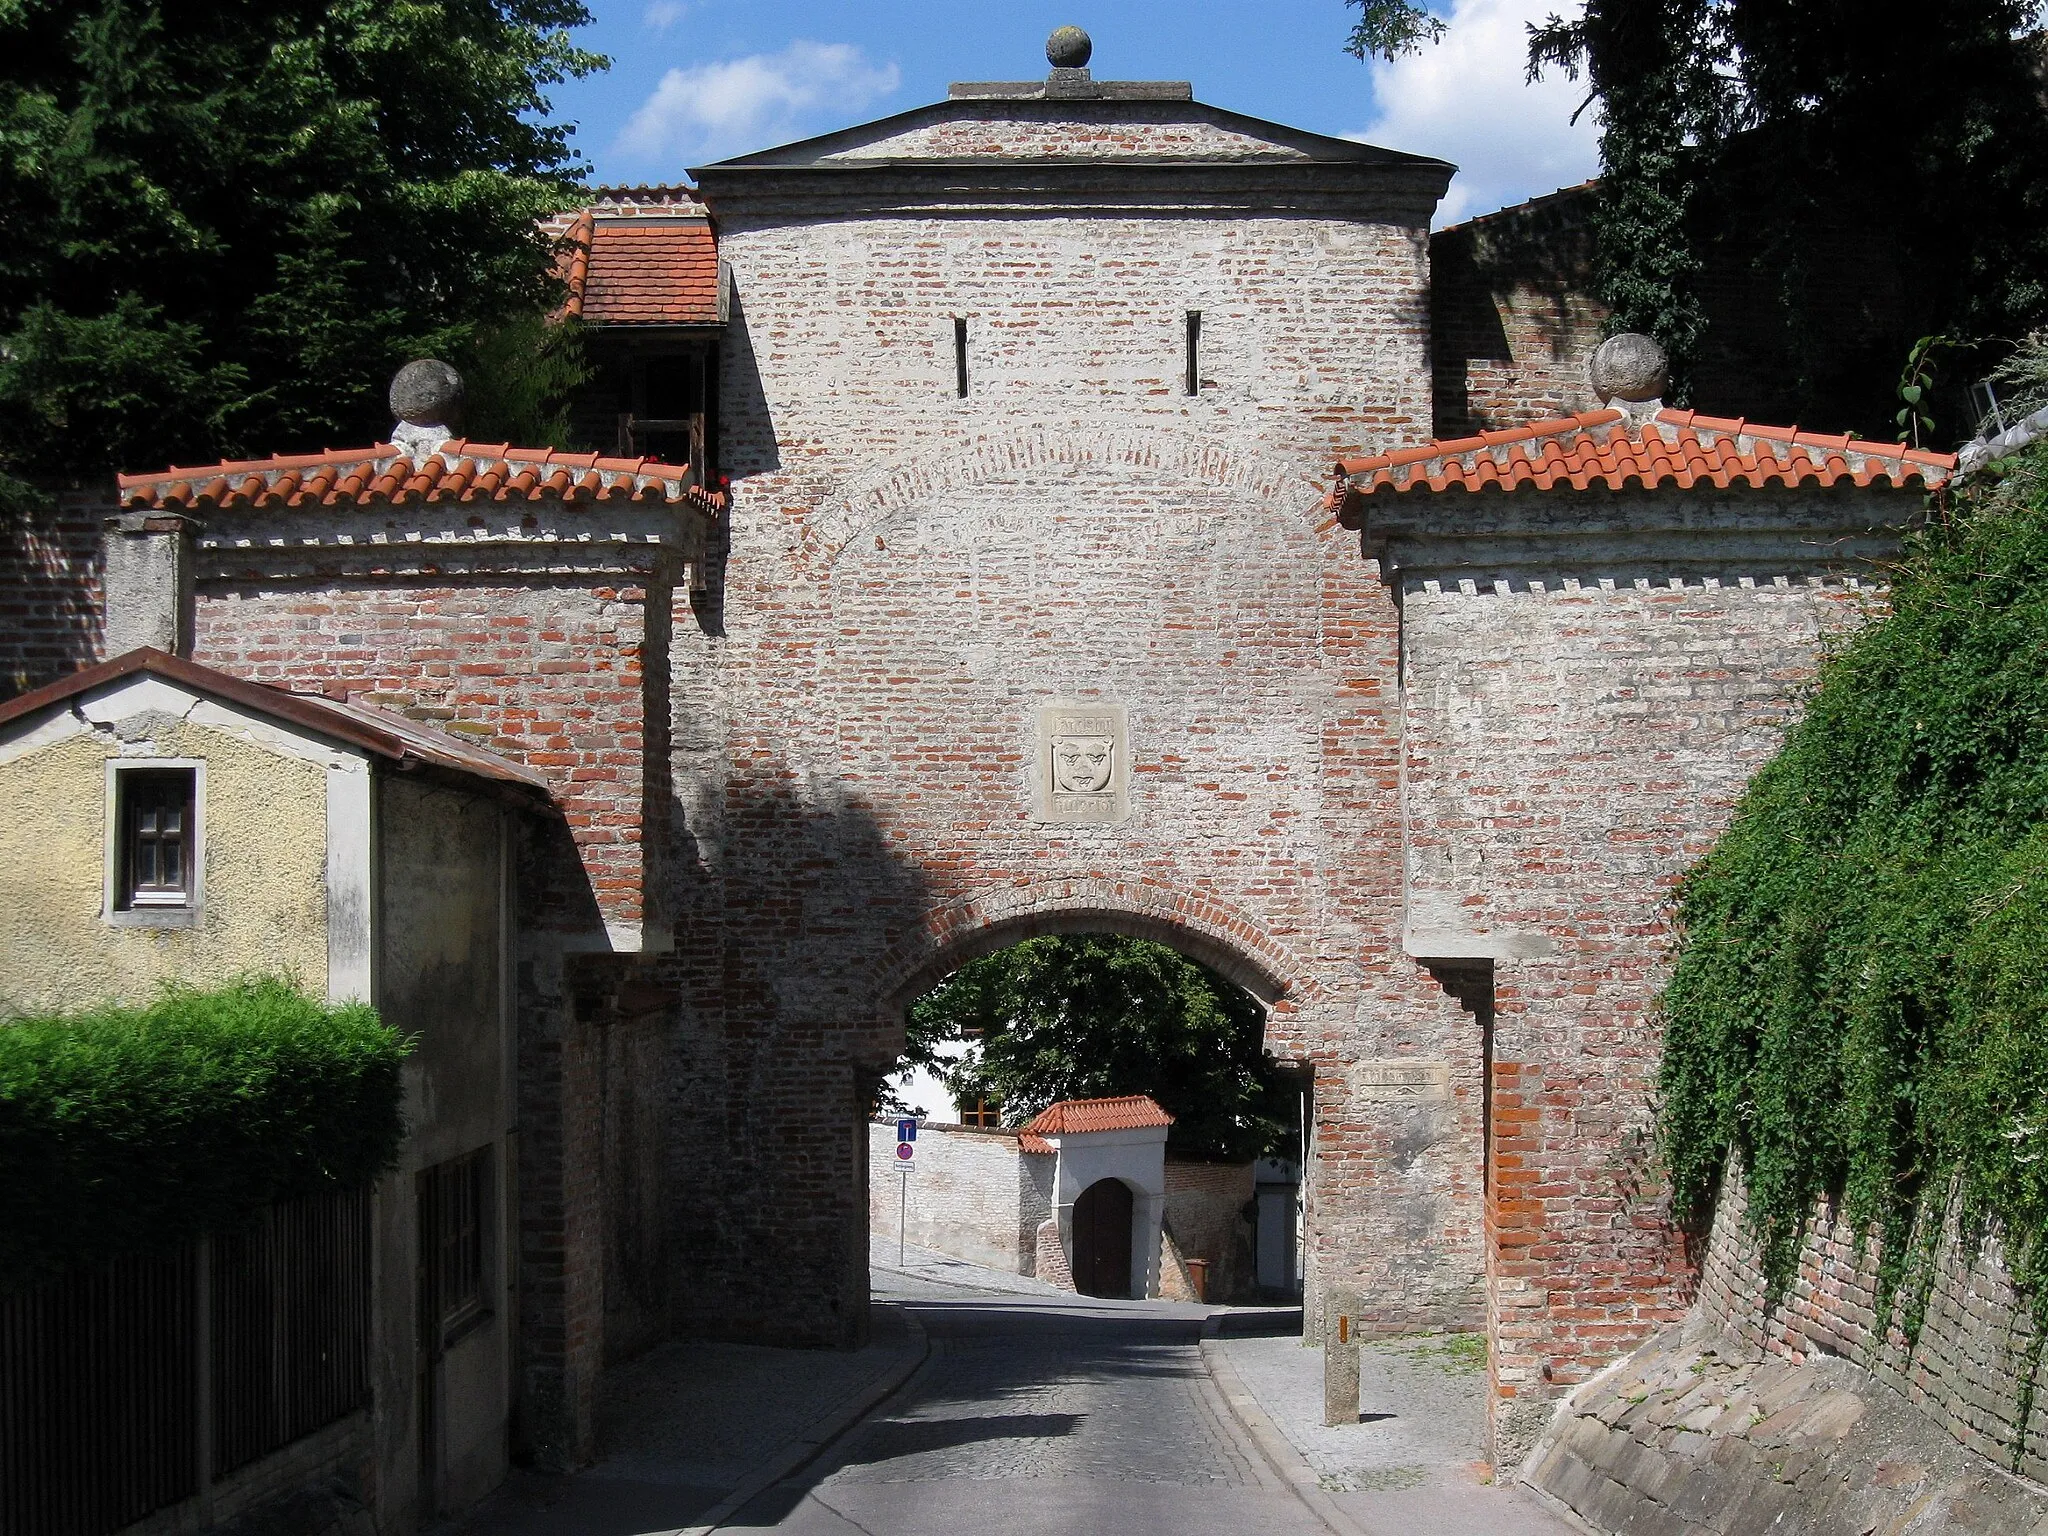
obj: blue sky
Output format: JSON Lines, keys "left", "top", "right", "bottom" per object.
{"left": 542, "top": 0, "right": 1600, "bottom": 227}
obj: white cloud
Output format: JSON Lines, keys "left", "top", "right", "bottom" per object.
{"left": 642, "top": 1, "right": 684, "bottom": 30}
{"left": 613, "top": 40, "right": 901, "bottom": 172}
{"left": 1349, "top": 0, "right": 1600, "bottom": 228}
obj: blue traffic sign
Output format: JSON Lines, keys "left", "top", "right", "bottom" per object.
{"left": 896, "top": 1118, "right": 917, "bottom": 1143}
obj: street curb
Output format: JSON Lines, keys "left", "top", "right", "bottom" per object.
{"left": 674, "top": 1304, "right": 932, "bottom": 1536}
{"left": 1510, "top": 1474, "right": 1606, "bottom": 1535}
{"left": 1198, "top": 1324, "right": 1605, "bottom": 1536}
{"left": 1198, "top": 1327, "right": 1371, "bottom": 1536}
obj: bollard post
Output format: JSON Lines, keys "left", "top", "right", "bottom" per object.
{"left": 1323, "top": 1287, "right": 1361, "bottom": 1426}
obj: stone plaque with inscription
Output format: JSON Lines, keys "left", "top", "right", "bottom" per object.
{"left": 1350, "top": 1059, "right": 1452, "bottom": 1103}
{"left": 1035, "top": 702, "right": 1130, "bottom": 825}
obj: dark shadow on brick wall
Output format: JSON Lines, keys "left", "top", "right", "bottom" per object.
{"left": 662, "top": 768, "right": 937, "bottom": 1354}
{"left": 0, "top": 489, "right": 105, "bottom": 700}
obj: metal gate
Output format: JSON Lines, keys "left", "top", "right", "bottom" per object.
{"left": 0, "top": 1188, "right": 370, "bottom": 1536}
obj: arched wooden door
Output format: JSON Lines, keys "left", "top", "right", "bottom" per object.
{"left": 1071, "top": 1178, "right": 1134, "bottom": 1298}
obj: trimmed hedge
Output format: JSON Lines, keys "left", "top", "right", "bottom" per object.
{"left": 0, "top": 977, "right": 409, "bottom": 1288}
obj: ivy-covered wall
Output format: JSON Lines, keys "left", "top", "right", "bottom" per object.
{"left": 1662, "top": 442, "right": 2048, "bottom": 1330}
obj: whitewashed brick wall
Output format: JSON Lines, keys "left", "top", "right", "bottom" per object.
{"left": 867, "top": 1122, "right": 1052, "bottom": 1274}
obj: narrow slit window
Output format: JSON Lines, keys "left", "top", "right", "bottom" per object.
{"left": 953, "top": 316, "right": 969, "bottom": 398}
{"left": 1185, "top": 310, "right": 1202, "bottom": 396}
{"left": 119, "top": 768, "right": 195, "bottom": 908}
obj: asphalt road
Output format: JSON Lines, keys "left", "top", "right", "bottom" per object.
{"left": 720, "top": 1293, "right": 1330, "bottom": 1536}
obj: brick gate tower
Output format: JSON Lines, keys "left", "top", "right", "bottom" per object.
{"left": 664, "top": 41, "right": 1491, "bottom": 1361}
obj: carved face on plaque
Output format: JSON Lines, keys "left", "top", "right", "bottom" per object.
{"left": 1051, "top": 735, "right": 1114, "bottom": 795}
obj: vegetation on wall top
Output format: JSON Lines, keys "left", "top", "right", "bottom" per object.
{"left": 0, "top": 977, "right": 409, "bottom": 1289}
{"left": 1660, "top": 439, "right": 2048, "bottom": 1326}
{"left": 0, "top": 0, "right": 605, "bottom": 497}
{"left": 1523, "top": 0, "right": 2048, "bottom": 433}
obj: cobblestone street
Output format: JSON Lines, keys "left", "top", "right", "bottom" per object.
{"left": 725, "top": 1291, "right": 1326, "bottom": 1536}
{"left": 454, "top": 1246, "right": 1578, "bottom": 1536}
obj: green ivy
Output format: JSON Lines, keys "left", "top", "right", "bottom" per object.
{"left": 0, "top": 976, "right": 409, "bottom": 1289}
{"left": 1662, "top": 442, "right": 2048, "bottom": 1333}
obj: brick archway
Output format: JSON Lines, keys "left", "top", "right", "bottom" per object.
{"left": 870, "top": 873, "right": 1323, "bottom": 1028}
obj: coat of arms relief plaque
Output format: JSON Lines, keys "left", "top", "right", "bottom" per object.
{"left": 1034, "top": 703, "right": 1131, "bottom": 825}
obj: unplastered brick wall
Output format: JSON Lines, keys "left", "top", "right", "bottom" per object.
{"left": 670, "top": 163, "right": 1491, "bottom": 1351}
{"left": 1, "top": 485, "right": 107, "bottom": 699}
{"left": 187, "top": 553, "right": 679, "bottom": 1469}
{"left": 866, "top": 1121, "right": 1052, "bottom": 1274}
{"left": 193, "top": 574, "right": 659, "bottom": 942}
{"left": 1428, "top": 185, "right": 1606, "bottom": 439}
{"left": 1163, "top": 1158, "right": 1256, "bottom": 1301}
{"left": 1396, "top": 519, "right": 1882, "bottom": 1463}
{"left": 1698, "top": 1163, "right": 2048, "bottom": 1486}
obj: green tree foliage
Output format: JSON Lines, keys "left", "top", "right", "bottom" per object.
{"left": 0, "top": 0, "right": 604, "bottom": 491}
{"left": 1345, "top": 0, "right": 1447, "bottom": 61}
{"left": 1528, "top": 1, "right": 2048, "bottom": 426}
{"left": 0, "top": 976, "right": 409, "bottom": 1288}
{"left": 905, "top": 935, "right": 1297, "bottom": 1162}
{"left": 1660, "top": 440, "right": 2048, "bottom": 1329}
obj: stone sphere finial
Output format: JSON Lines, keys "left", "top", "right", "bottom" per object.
{"left": 389, "top": 359, "right": 465, "bottom": 428}
{"left": 1587, "top": 333, "right": 1669, "bottom": 405}
{"left": 1047, "top": 25, "right": 1092, "bottom": 68}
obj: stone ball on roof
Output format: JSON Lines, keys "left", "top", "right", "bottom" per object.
{"left": 1047, "top": 25, "right": 1092, "bottom": 68}
{"left": 1588, "top": 333, "right": 1669, "bottom": 405}
{"left": 389, "top": 359, "right": 465, "bottom": 428}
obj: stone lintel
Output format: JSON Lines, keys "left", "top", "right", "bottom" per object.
{"left": 1404, "top": 926, "right": 1558, "bottom": 962}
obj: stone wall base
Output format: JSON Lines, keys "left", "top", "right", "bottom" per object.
{"left": 1522, "top": 1320, "right": 2048, "bottom": 1535}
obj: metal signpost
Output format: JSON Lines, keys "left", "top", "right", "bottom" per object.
{"left": 895, "top": 1118, "right": 916, "bottom": 1266}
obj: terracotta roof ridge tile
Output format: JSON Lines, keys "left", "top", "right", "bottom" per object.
{"left": 119, "top": 440, "right": 714, "bottom": 512}
{"left": 1333, "top": 405, "right": 1955, "bottom": 506}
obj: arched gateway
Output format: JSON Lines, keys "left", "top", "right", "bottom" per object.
{"left": 86, "top": 42, "right": 1952, "bottom": 1482}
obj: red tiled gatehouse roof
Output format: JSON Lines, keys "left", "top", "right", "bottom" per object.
{"left": 1022, "top": 1095, "right": 1175, "bottom": 1137}
{"left": 1329, "top": 407, "right": 1955, "bottom": 526}
{"left": 117, "top": 443, "right": 724, "bottom": 513}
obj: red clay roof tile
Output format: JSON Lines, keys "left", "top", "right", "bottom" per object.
{"left": 116, "top": 442, "right": 723, "bottom": 514}
{"left": 0, "top": 648, "right": 550, "bottom": 798}
{"left": 554, "top": 203, "right": 720, "bottom": 328}
{"left": 1330, "top": 407, "right": 1954, "bottom": 521}
{"left": 1021, "top": 1095, "right": 1175, "bottom": 1137}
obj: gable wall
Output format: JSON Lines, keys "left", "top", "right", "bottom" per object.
{"left": 0, "top": 710, "right": 328, "bottom": 1014}
{"left": 821, "top": 111, "right": 1317, "bottom": 161}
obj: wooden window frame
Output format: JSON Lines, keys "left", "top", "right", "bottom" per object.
{"left": 418, "top": 1146, "right": 493, "bottom": 1353}
{"left": 959, "top": 1095, "right": 1002, "bottom": 1130}
{"left": 105, "top": 760, "right": 204, "bottom": 928}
